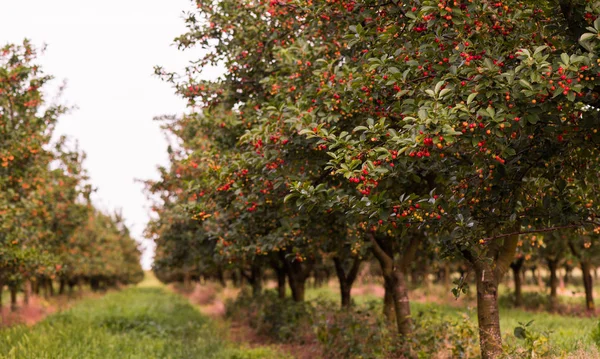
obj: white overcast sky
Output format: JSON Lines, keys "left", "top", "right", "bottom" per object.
{"left": 1, "top": 0, "right": 213, "bottom": 269}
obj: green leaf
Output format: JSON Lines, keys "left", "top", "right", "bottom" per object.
{"left": 514, "top": 327, "right": 526, "bottom": 340}
{"left": 467, "top": 93, "right": 478, "bottom": 105}
{"left": 579, "top": 32, "right": 596, "bottom": 42}
{"left": 519, "top": 79, "right": 533, "bottom": 90}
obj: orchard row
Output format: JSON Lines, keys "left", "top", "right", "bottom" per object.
{"left": 0, "top": 42, "right": 143, "bottom": 311}
{"left": 147, "top": 1, "right": 600, "bottom": 358}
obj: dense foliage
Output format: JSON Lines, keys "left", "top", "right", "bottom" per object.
{"left": 148, "top": 1, "right": 600, "bottom": 358}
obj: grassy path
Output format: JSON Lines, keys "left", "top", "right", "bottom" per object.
{"left": 0, "top": 277, "right": 283, "bottom": 359}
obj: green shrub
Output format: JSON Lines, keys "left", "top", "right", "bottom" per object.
{"left": 226, "top": 290, "right": 314, "bottom": 343}
{"left": 314, "top": 300, "right": 398, "bottom": 359}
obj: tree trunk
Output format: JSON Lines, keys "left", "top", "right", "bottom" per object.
{"left": 270, "top": 258, "right": 287, "bottom": 299}
{"left": 32, "top": 278, "right": 39, "bottom": 296}
{"left": 23, "top": 280, "right": 31, "bottom": 305}
{"left": 510, "top": 258, "right": 524, "bottom": 307}
{"left": 467, "top": 225, "right": 520, "bottom": 359}
{"left": 47, "top": 278, "right": 55, "bottom": 296}
{"left": 564, "top": 264, "right": 572, "bottom": 285}
{"left": 217, "top": 267, "right": 226, "bottom": 287}
{"left": 383, "top": 280, "right": 395, "bottom": 322}
{"left": 581, "top": 260, "right": 595, "bottom": 312}
{"left": 247, "top": 264, "right": 262, "bottom": 297}
{"left": 369, "top": 234, "right": 414, "bottom": 336}
{"left": 547, "top": 258, "right": 559, "bottom": 311}
{"left": 333, "top": 256, "right": 361, "bottom": 308}
{"left": 59, "top": 278, "right": 66, "bottom": 295}
{"left": 90, "top": 277, "right": 99, "bottom": 292}
{"left": 276, "top": 267, "right": 286, "bottom": 299}
{"left": 0, "top": 279, "right": 4, "bottom": 308}
{"left": 475, "top": 264, "right": 503, "bottom": 359}
{"left": 183, "top": 272, "right": 191, "bottom": 291}
{"left": 282, "top": 252, "right": 312, "bottom": 302}
{"left": 391, "top": 268, "right": 411, "bottom": 335}
{"left": 10, "top": 285, "right": 18, "bottom": 312}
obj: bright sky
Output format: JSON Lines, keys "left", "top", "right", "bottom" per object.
{"left": 1, "top": 0, "right": 208, "bottom": 269}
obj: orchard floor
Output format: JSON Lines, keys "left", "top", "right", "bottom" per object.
{"left": 0, "top": 275, "right": 286, "bottom": 359}
{"left": 178, "top": 278, "right": 600, "bottom": 358}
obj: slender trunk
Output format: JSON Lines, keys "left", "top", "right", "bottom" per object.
{"left": 581, "top": 261, "right": 595, "bottom": 312}
{"left": 468, "top": 224, "right": 520, "bottom": 359}
{"left": 47, "top": 278, "right": 55, "bottom": 296}
{"left": 391, "top": 268, "right": 411, "bottom": 335}
{"left": 287, "top": 265, "right": 308, "bottom": 302}
{"left": 510, "top": 258, "right": 524, "bottom": 307}
{"left": 383, "top": 280, "right": 394, "bottom": 322}
{"left": 0, "top": 279, "right": 3, "bottom": 308}
{"left": 333, "top": 256, "right": 361, "bottom": 308}
{"left": 289, "top": 278, "right": 305, "bottom": 301}
{"left": 23, "top": 280, "right": 31, "bottom": 305}
{"left": 547, "top": 258, "right": 559, "bottom": 311}
{"left": 270, "top": 259, "right": 287, "bottom": 299}
{"left": 475, "top": 265, "right": 503, "bottom": 359}
{"left": 32, "top": 278, "right": 39, "bottom": 296}
{"left": 559, "top": 268, "right": 565, "bottom": 291}
{"left": 10, "top": 285, "right": 17, "bottom": 312}
{"left": 249, "top": 264, "right": 262, "bottom": 297}
{"left": 59, "top": 278, "right": 66, "bottom": 295}
{"left": 183, "top": 272, "right": 191, "bottom": 291}
{"left": 282, "top": 253, "right": 312, "bottom": 302}
{"left": 217, "top": 267, "right": 226, "bottom": 287}
{"left": 370, "top": 234, "right": 414, "bottom": 336}
{"left": 276, "top": 267, "right": 286, "bottom": 299}
{"left": 564, "top": 265, "right": 572, "bottom": 285}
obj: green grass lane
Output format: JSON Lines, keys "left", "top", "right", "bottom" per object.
{"left": 0, "top": 283, "right": 283, "bottom": 359}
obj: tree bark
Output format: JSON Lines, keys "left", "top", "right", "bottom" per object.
{"left": 564, "top": 264, "right": 572, "bottom": 285}
{"left": 216, "top": 267, "right": 226, "bottom": 287}
{"left": 183, "top": 272, "right": 191, "bottom": 291}
{"left": 467, "top": 225, "right": 520, "bottom": 359}
{"left": 510, "top": 258, "right": 524, "bottom": 307}
{"left": 581, "top": 260, "right": 595, "bottom": 312}
{"left": 475, "top": 264, "right": 503, "bottom": 359}
{"left": 23, "top": 280, "right": 31, "bottom": 305}
{"left": 59, "top": 278, "right": 66, "bottom": 295}
{"left": 333, "top": 256, "right": 361, "bottom": 308}
{"left": 369, "top": 234, "right": 414, "bottom": 336}
{"left": 10, "top": 284, "right": 18, "bottom": 312}
{"left": 242, "top": 263, "right": 262, "bottom": 297}
{"left": 47, "top": 278, "right": 55, "bottom": 296}
{"left": 383, "top": 280, "right": 394, "bottom": 322}
{"left": 547, "top": 258, "right": 559, "bottom": 311}
{"left": 270, "top": 258, "right": 287, "bottom": 299}
{"left": 281, "top": 252, "right": 313, "bottom": 302}
{"left": 277, "top": 269, "right": 286, "bottom": 298}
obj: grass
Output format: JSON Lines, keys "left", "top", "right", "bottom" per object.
{"left": 0, "top": 275, "right": 285, "bottom": 359}
{"left": 304, "top": 283, "right": 600, "bottom": 356}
